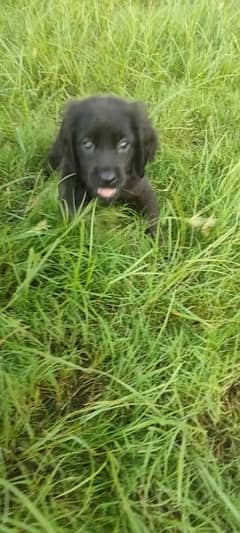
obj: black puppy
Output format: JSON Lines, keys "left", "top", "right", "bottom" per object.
{"left": 46, "top": 95, "right": 159, "bottom": 235}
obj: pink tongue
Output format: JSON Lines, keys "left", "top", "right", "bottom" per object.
{"left": 97, "top": 187, "right": 117, "bottom": 199}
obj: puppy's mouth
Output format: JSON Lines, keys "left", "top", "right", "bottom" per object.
{"left": 97, "top": 187, "right": 118, "bottom": 200}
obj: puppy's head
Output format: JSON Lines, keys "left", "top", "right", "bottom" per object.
{"left": 61, "top": 96, "right": 158, "bottom": 201}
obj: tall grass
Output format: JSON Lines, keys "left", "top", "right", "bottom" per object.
{"left": 0, "top": 1, "right": 240, "bottom": 531}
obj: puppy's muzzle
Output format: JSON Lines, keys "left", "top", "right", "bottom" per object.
{"left": 99, "top": 169, "right": 118, "bottom": 186}
{"left": 97, "top": 169, "right": 120, "bottom": 199}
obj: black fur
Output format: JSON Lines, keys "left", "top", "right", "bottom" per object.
{"left": 45, "top": 95, "right": 159, "bottom": 235}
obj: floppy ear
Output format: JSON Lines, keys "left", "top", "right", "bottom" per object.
{"left": 131, "top": 102, "right": 159, "bottom": 178}
{"left": 45, "top": 101, "right": 78, "bottom": 176}
{"left": 58, "top": 101, "right": 79, "bottom": 172}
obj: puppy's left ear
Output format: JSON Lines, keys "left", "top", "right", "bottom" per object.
{"left": 131, "top": 102, "right": 159, "bottom": 178}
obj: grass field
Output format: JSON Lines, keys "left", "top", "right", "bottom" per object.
{"left": 1, "top": 0, "right": 240, "bottom": 531}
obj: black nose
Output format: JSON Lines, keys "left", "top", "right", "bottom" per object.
{"left": 99, "top": 170, "right": 118, "bottom": 186}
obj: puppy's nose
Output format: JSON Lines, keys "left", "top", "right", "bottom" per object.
{"left": 99, "top": 170, "right": 118, "bottom": 186}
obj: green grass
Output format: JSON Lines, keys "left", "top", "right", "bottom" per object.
{"left": 0, "top": 0, "right": 240, "bottom": 531}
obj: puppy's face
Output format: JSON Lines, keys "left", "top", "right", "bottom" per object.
{"left": 62, "top": 96, "right": 158, "bottom": 201}
{"left": 74, "top": 99, "right": 135, "bottom": 200}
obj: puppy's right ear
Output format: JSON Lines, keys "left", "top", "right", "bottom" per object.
{"left": 58, "top": 101, "right": 78, "bottom": 172}
{"left": 45, "top": 101, "right": 78, "bottom": 177}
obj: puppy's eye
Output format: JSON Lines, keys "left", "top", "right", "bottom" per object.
{"left": 118, "top": 138, "right": 130, "bottom": 152}
{"left": 81, "top": 139, "right": 95, "bottom": 152}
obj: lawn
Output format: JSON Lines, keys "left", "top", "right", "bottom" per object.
{"left": 0, "top": 0, "right": 240, "bottom": 531}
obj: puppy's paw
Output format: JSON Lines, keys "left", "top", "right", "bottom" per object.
{"left": 145, "top": 223, "right": 164, "bottom": 245}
